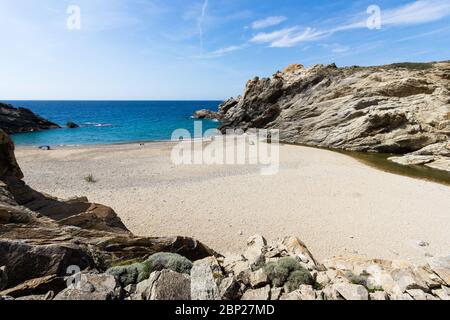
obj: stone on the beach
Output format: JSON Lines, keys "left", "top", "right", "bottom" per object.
{"left": 432, "top": 286, "right": 450, "bottom": 300}
{"left": 54, "top": 272, "right": 120, "bottom": 300}
{"left": 427, "top": 255, "right": 450, "bottom": 286}
{"left": 219, "top": 276, "right": 241, "bottom": 300}
{"left": 241, "top": 285, "right": 270, "bottom": 300}
{"left": 332, "top": 283, "right": 369, "bottom": 300}
{"left": 217, "top": 62, "right": 450, "bottom": 172}
{"left": 135, "top": 270, "right": 190, "bottom": 300}
{"left": 190, "top": 256, "right": 222, "bottom": 300}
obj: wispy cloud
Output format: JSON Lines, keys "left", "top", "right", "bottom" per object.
{"left": 251, "top": 16, "right": 287, "bottom": 29}
{"left": 198, "top": 0, "right": 209, "bottom": 51}
{"left": 196, "top": 44, "right": 246, "bottom": 59}
{"left": 250, "top": 0, "right": 450, "bottom": 48}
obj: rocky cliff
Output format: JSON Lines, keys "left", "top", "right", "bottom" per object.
{"left": 217, "top": 62, "right": 450, "bottom": 171}
{"left": 0, "top": 129, "right": 448, "bottom": 300}
{"left": 0, "top": 102, "right": 60, "bottom": 134}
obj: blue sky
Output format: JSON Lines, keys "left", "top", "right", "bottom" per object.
{"left": 1, "top": 0, "right": 450, "bottom": 100}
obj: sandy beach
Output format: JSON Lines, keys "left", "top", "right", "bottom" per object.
{"left": 15, "top": 139, "right": 450, "bottom": 263}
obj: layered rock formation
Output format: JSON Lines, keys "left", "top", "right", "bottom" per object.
{"left": 216, "top": 62, "right": 450, "bottom": 171}
{"left": 0, "top": 102, "right": 60, "bottom": 134}
{"left": 1, "top": 129, "right": 449, "bottom": 300}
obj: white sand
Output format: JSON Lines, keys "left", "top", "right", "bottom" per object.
{"left": 15, "top": 139, "right": 450, "bottom": 263}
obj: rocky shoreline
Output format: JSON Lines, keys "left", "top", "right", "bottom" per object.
{"left": 0, "top": 102, "right": 60, "bottom": 134}
{"left": 206, "top": 61, "right": 450, "bottom": 172}
{"left": 0, "top": 129, "right": 449, "bottom": 300}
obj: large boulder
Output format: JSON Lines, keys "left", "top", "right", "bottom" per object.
{"left": 218, "top": 61, "right": 450, "bottom": 171}
{"left": 0, "top": 103, "right": 60, "bottom": 134}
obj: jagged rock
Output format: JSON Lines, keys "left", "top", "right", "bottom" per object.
{"left": 0, "top": 130, "right": 217, "bottom": 297}
{"left": 0, "top": 275, "right": 65, "bottom": 298}
{"left": 190, "top": 256, "right": 222, "bottom": 300}
{"left": 134, "top": 270, "right": 191, "bottom": 300}
{"left": 432, "top": 286, "right": 450, "bottom": 300}
{"left": 0, "top": 266, "right": 7, "bottom": 290}
{"left": 0, "top": 103, "right": 60, "bottom": 134}
{"left": 406, "top": 289, "right": 438, "bottom": 300}
{"left": 218, "top": 276, "right": 241, "bottom": 300}
{"left": 270, "top": 287, "right": 283, "bottom": 300}
{"left": 217, "top": 61, "right": 450, "bottom": 171}
{"left": 66, "top": 122, "right": 79, "bottom": 129}
{"left": 244, "top": 235, "right": 267, "bottom": 270}
{"left": 54, "top": 272, "right": 120, "bottom": 300}
{"left": 332, "top": 283, "right": 369, "bottom": 300}
{"left": 192, "top": 109, "right": 221, "bottom": 120}
{"left": 427, "top": 255, "right": 450, "bottom": 285}
{"left": 241, "top": 285, "right": 270, "bottom": 300}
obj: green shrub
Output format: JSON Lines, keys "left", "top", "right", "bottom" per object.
{"left": 263, "top": 257, "right": 313, "bottom": 289}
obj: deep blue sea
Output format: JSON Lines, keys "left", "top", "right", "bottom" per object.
{"left": 6, "top": 101, "right": 221, "bottom": 146}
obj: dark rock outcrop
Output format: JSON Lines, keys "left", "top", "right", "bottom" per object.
{"left": 0, "top": 129, "right": 217, "bottom": 297}
{"left": 0, "top": 102, "right": 60, "bottom": 134}
{"left": 218, "top": 61, "right": 450, "bottom": 171}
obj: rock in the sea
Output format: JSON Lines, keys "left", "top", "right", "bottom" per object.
{"left": 241, "top": 285, "right": 270, "bottom": 300}
{"left": 66, "top": 121, "right": 79, "bottom": 129}
{"left": 0, "top": 102, "right": 60, "bottom": 134}
{"left": 192, "top": 109, "right": 221, "bottom": 120}
{"left": 190, "top": 256, "right": 222, "bottom": 300}
{"left": 54, "top": 272, "right": 120, "bottom": 300}
{"left": 218, "top": 61, "right": 450, "bottom": 171}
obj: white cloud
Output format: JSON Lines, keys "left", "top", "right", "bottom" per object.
{"left": 251, "top": 16, "right": 287, "bottom": 29}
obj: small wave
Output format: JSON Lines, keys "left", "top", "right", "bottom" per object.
{"left": 82, "top": 122, "right": 113, "bottom": 127}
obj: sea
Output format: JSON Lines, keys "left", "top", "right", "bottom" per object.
{"left": 6, "top": 101, "right": 222, "bottom": 146}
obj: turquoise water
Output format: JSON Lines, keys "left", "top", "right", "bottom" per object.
{"left": 7, "top": 101, "right": 221, "bottom": 146}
